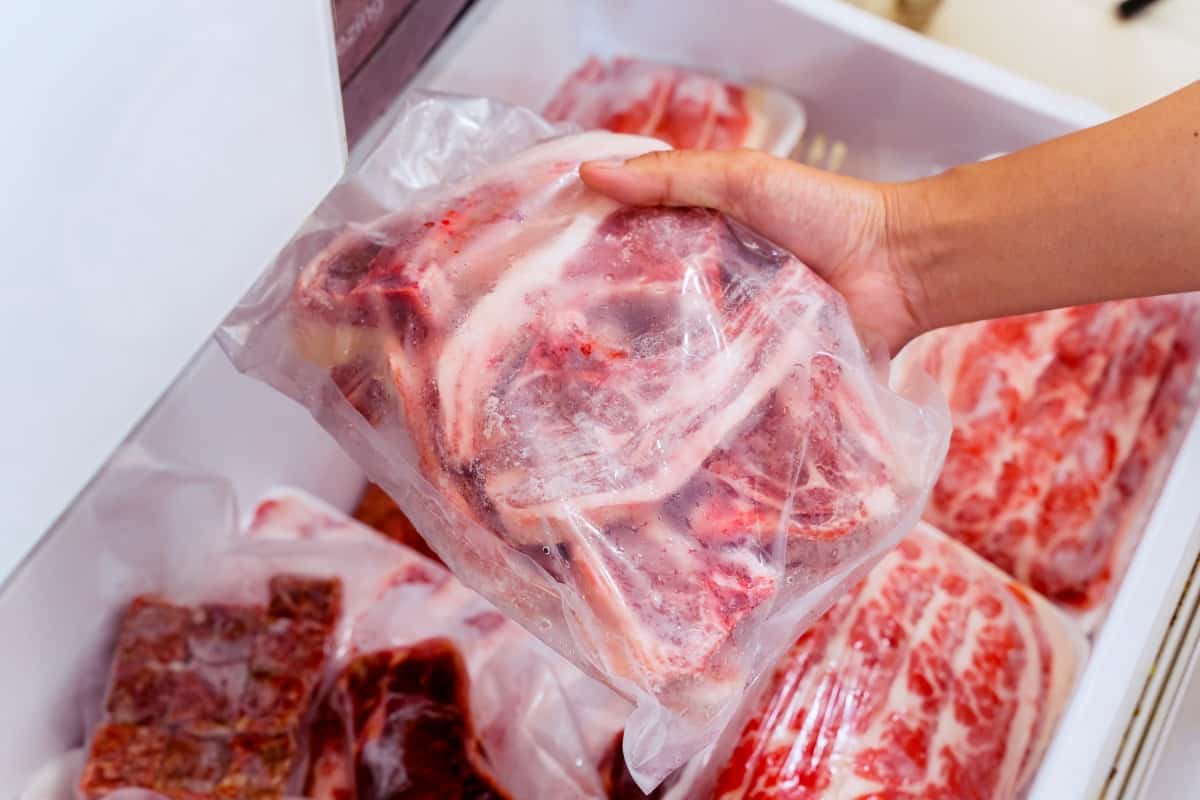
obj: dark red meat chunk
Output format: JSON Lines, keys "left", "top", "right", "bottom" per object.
{"left": 79, "top": 724, "right": 167, "bottom": 797}
{"left": 352, "top": 481, "right": 443, "bottom": 564}
{"left": 81, "top": 578, "right": 342, "bottom": 800}
{"left": 157, "top": 734, "right": 232, "bottom": 800}
{"left": 267, "top": 574, "right": 343, "bottom": 628}
{"left": 306, "top": 639, "right": 512, "bottom": 800}
{"left": 189, "top": 604, "right": 261, "bottom": 664}
{"left": 250, "top": 617, "right": 330, "bottom": 676}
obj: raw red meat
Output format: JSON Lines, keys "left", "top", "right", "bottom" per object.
{"left": 249, "top": 491, "right": 643, "bottom": 800}
{"left": 711, "top": 523, "right": 1083, "bottom": 800}
{"left": 286, "top": 127, "right": 942, "bottom": 769}
{"left": 283, "top": 130, "right": 944, "bottom": 786}
{"left": 545, "top": 57, "right": 803, "bottom": 154}
{"left": 905, "top": 297, "right": 1200, "bottom": 615}
{"left": 599, "top": 732, "right": 668, "bottom": 800}
{"left": 353, "top": 480, "right": 444, "bottom": 564}
{"left": 307, "top": 639, "right": 512, "bottom": 800}
{"left": 79, "top": 576, "right": 341, "bottom": 800}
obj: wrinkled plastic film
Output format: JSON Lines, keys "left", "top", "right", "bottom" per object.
{"left": 689, "top": 523, "right": 1087, "bottom": 800}
{"left": 220, "top": 92, "right": 949, "bottom": 789}
{"left": 250, "top": 491, "right": 635, "bottom": 800}
{"left": 29, "top": 453, "right": 637, "bottom": 800}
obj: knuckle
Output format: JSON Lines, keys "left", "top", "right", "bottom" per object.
{"left": 724, "top": 151, "right": 771, "bottom": 218}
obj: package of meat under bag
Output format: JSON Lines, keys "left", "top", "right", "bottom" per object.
{"left": 543, "top": 56, "right": 806, "bottom": 156}
{"left": 248, "top": 490, "right": 657, "bottom": 800}
{"left": 219, "top": 91, "right": 950, "bottom": 790}
{"left": 897, "top": 294, "right": 1200, "bottom": 629}
{"left": 32, "top": 458, "right": 395, "bottom": 800}
{"left": 686, "top": 522, "right": 1087, "bottom": 800}
{"left": 26, "top": 455, "right": 648, "bottom": 800}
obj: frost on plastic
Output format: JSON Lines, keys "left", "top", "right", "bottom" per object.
{"left": 32, "top": 454, "right": 637, "bottom": 800}
{"left": 219, "top": 92, "right": 949, "bottom": 789}
{"left": 699, "top": 523, "right": 1086, "bottom": 800}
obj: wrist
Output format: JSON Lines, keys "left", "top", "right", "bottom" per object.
{"left": 880, "top": 176, "right": 944, "bottom": 345}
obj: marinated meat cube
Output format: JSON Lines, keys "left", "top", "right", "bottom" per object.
{"left": 266, "top": 574, "right": 342, "bottom": 628}
{"left": 84, "top": 578, "right": 338, "bottom": 800}
{"left": 215, "top": 732, "right": 297, "bottom": 799}
{"left": 238, "top": 672, "right": 312, "bottom": 734}
{"left": 188, "top": 604, "right": 262, "bottom": 664}
{"left": 116, "top": 596, "right": 190, "bottom": 665}
{"left": 157, "top": 733, "right": 232, "bottom": 800}
{"left": 711, "top": 524, "right": 1083, "bottom": 800}
{"left": 249, "top": 617, "right": 330, "bottom": 677}
{"left": 306, "top": 639, "right": 512, "bottom": 800}
{"left": 166, "top": 663, "right": 248, "bottom": 734}
{"left": 79, "top": 723, "right": 167, "bottom": 797}
{"left": 352, "top": 481, "right": 443, "bottom": 564}
{"left": 105, "top": 663, "right": 174, "bottom": 725}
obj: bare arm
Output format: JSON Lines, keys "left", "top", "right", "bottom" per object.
{"left": 581, "top": 82, "right": 1200, "bottom": 354}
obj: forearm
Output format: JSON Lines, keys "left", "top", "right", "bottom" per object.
{"left": 893, "top": 82, "right": 1200, "bottom": 332}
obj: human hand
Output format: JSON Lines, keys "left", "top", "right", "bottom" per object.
{"left": 580, "top": 149, "right": 930, "bottom": 356}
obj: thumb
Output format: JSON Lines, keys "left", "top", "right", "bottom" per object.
{"left": 580, "top": 148, "right": 779, "bottom": 221}
{"left": 580, "top": 149, "right": 878, "bottom": 272}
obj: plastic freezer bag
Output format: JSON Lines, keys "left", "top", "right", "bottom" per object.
{"left": 543, "top": 56, "right": 806, "bottom": 156}
{"left": 249, "top": 491, "right": 644, "bottom": 800}
{"left": 220, "top": 92, "right": 949, "bottom": 789}
{"left": 699, "top": 523, "right": 1086, "bottom": 800}
{"left": 26, "top": 455, "right": 643, "bottom": 800}
{"left": 59, "top": 464, "right": 407, "bottom": 799}
{"left": 898, "top": 295, "right": 1200, "bottom": 627}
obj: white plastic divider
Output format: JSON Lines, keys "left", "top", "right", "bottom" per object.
{"left": 0, "top": 0, "right": 348, "bottom": 584}
{"left": 1036, "top": 412, "right": 1200, "bottom": 798}
{"left": 1111, "top": 539, "right": 1200, "bottom": 798}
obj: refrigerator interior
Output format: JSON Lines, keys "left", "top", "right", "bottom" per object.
{"left": 3, "top": 0, "right": 1197, "bottom": 797}
{"left": 1139, "top": 630, "right": 1200, "bottom": 799}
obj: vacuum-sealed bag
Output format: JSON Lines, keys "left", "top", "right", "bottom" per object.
{"left": 250, "top": 492, "right": 641, "bottom": 800}
{"left": 544, "top": 56, "right": 806, "bottom": 155}
{"left": 220, "top": 92, "right": 949, "bottom": 789}
{"left": 701, "top": 523, "right": 1086, "bottom": 800}
{"left": 26, "top": 455, "right": 646, "bottom": 800}
{"left": 899, "top": 296, "right": 1200, "bottom": 627}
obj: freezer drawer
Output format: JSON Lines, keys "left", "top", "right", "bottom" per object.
{"left": 5, "top": 1, "right": 1197, "bottom": 798}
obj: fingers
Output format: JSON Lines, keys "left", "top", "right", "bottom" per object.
{"left": 582, "top": 149, "right": 818, "bottom": 254}
{"left": 581, "top": 149, "right": 773, "bottom": 216}
{"left": 581, "top": 147, "right": 889, "bottom": 295}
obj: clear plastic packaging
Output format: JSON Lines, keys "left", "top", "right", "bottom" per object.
{"left": 696, "top": 523, "right": 1087, "bottom": 800}
{"left": 543, "top": 56, "right": 806, "bottom": 156}
{"left": 220, "top": 92, "right": 949, "bottom": 789}
{"left": 249, "top": 491, "right": 637, "bottom": 800}
{"left": 23, "top": 454, "right": 639, "bottom": 800}
{"left": 898, "top": 296, "right": 1200, "bottom": 627}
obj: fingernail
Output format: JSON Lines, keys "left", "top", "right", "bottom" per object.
{"left": 584, "top": 158, "right": 628, "bottom": 171}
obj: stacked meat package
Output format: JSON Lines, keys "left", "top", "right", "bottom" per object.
{"left": 544, "top": 57, "right": 806, "bottom": 155}
{"left": 902, "top": 297, "right": 1200, "bottom": 627}
{"left": 701, "top": 523, "right": 1084, "bottom": 799}
{"left": 36, "top": 56, "right": 1200, "bottom": 800}
{"left": 67, "top": 474, "right": 651, "bottom": 800}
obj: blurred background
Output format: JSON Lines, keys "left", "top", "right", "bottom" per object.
{"left": 333, "top": 0, "right": 1200, "bottom": 130}
{"left": 853, "top": 0, "right": 1200, "bottom": 114}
